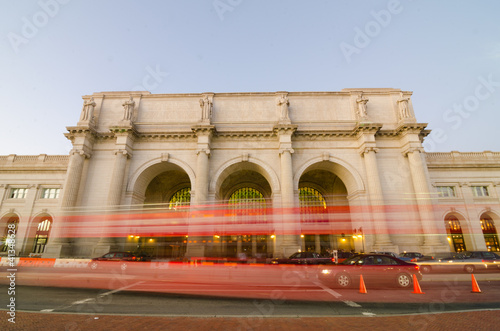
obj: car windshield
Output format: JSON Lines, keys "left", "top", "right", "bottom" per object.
{"left": 340, "top": 255, "right": 363, "bottom": 265}
{"left": 434, "top": 253, "right": 465, "bottom": 260}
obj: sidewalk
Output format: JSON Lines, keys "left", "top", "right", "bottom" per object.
{"left": 2, "top": 310, "right": 500, "bottom": 331}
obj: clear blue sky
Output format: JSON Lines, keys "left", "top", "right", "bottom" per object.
{"left": 1, "top": 0, "right": 499, "bottom": 155}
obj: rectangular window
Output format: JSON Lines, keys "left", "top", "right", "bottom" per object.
{"left": 10, "top": 188, "right": 28, "bottom": 199}
{"left": 42, "top": 188, "right": 60, "bottom": 199}
{"left": 437, "top": 186, "right": 455, "bottom": 198}
{"left": 472, "top": 186, "right": 489, "bottom": 197}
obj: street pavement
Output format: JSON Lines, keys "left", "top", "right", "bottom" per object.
{"left": 1, "top": 310, "right": 500, "bottom": 330}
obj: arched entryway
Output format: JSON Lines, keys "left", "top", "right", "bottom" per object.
{"left": 298, "top": 163, "right": 353, "bottom": 254}
{"left": 1, "top": 214, "right": 19, "bottom": 253}
{"left": 208, "top": 161, "right": 274, "bottom": 259}
{"left": 480, "top": 213, "right": 500, "bottom": 252}
{"left": 126, "top": 161, "right": 193, "bottom": 259}
{"left": 30, "top": 215, "right": 53, "bottom": 255}
{"left": 444, "top": 215, "right": 467, "bottom": 252}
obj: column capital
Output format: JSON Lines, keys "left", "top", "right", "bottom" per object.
{"left": 279, "top": 148, "right": 294, "bottom": 155}
{"left": 197, "top": 148, "right": 211, "bottom": 156}
{"left": 359, "top": 146, "right": 379, "bottom": 156}
{"left": 70, "top": 148, "right": 91, "bottom": 159}
{"left": 113, "top": 149, "right": 131, "bottom": 158}
{"left": 459, "top": 182, "right": 469, "bottom": 187}
{"left": 402, "top": 146, "right": 424, "bottom": 157}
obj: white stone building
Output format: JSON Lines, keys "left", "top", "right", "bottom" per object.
{"left": 1, "top": 89, "right": 499, "bottom": 259}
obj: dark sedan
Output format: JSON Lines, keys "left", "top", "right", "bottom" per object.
{"left": 320, "top": 254, "right": 422, "bottom": 289}
{"left": 271, "top": 252, "right": 335, "bottom": 265}
{"left": 89, "top": 251, "right": 149, "bottom": 271}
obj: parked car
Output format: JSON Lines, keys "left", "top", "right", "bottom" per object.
{"left": 418, "top": 251, "right": 499, "bottom": 274}
{"left": 370, "top": 251, "right": 399, "bottom": 258}
{"left": 320, "top": 254, "right": 422, "bottom": 289}
{"left": 463, "top": 251, "right": 500, "bottom": 272}
{"left": 463, "top": 251, "right": 500, "bottom": 261}
{"left": 399, "top": 252, "right": 433, "bottom": 262}
{"left": 417, "top": 253, "right": 469, "bottom": 274}
{"left": 271, "top": 252, "right": 335, "bottom": 265}
{"left": 89, "top": 251, "right": 150, "bottom": 271}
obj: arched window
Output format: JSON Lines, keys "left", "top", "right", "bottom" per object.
{"left": 480, "top": 215, "right": 499, "bottom": 252}
{"left": 168, "top": 188, "right": 191, "bottom": 209}
{"left": 1, "top": 217, "right": 19, "bottom": 252}
{"left": 229, "top": 187, "right": 265, "bottom": 204}
{"left": 32, "top": 218, "right": 52, "bottom": 254}
{"left": 228, "top": 187, "right": 266, "bottom": 215}
{"left": 445, "top": 216, "right": 466, "bottom": 252}
{"left": 299, "top": 187, "right": 327, "bottom": 223}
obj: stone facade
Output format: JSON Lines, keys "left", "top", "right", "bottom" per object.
{"left": 1, "top": 89, "right": 499, "bottom": 259}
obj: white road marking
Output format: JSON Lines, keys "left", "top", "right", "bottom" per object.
{"left": 98, "top": 281, "right": 145, "bottom": 296}
{"left": 362, "top": 312, "right": 376, "bottom": 316}
{"left": 313, "top": 281, "right": 342, "bottom": 298}
{"left": 72, "top": 298, "right": 94, "bottom": 305}
{"left": 40, "top": 309, "right": 54, "bottom": 312}
{"left": 313, "top": 280, "right": 364, "bottom": 308}
{"left": 343, "top": 300, "right": 362, "bottom": 308}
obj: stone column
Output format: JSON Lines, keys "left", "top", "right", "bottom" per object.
{"left": 457, "top": 182, "right": 488, "bottom": 251}
{"left": 280, "top": 149, "right": 294, "bottom": 208}
{"left": 107, "top": 150, "right": 130, "bottom": 206}
{"left": 186, "top": 125, "right": 215, "bottom": 258}
{"left": 406, "top": 148, "right": 444, "bottom": 250}
{"left": 275, "top": 123, "right": 299, "bottom": 257}
{"left": 195, "top": 149, "right": 210, "bottom": 205}
{"left": 361, "top": 147, "right": 393, "bottom": 248}
{"left": 43, "top": 149, "right": 88, "bottom": 258}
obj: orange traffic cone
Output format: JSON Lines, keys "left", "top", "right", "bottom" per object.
{"left": 412, "top": 274, "right": 424, "bottom": 294}
{"left": 359, "top": 275, "right": 367, "bottom": 294}
{"left": 471, "top": 274, "right": 481, "bottom": 293}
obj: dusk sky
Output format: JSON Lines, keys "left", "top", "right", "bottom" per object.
{"left": 1, "top": 0, "right": 499, "bottom": 155}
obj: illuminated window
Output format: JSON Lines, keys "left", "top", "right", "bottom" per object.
{"left": 42, "top": 188, "right": 60, "bottom": 199}
{"left": 472, "top": 186, "right": 489, "bottom": 197}
{"left": 299, "top": 187, "right": 327, "bottom": 210}
{"left": 436, "top": 186, "right": 455, "bottom": 198}
{"left": 10, "top": 188, "right": 28, "bottom": 199}
{"left": 480, "top": 216, "right": 499, "bottom": 252}
{"left": 1, "top": 217, "right": 19, "bottom": 252}
{"left": 229, "top": 187, "right": 265, "bottom": 204}
{"left": 32, "top": 218, "right": 52, "bottom": 254}
{"left": 169, "top": 188, "right": 191, "bottom": 209}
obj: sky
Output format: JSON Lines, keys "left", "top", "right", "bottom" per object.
{"left": 0, "top": 0, "right": 499, "bottom": 155}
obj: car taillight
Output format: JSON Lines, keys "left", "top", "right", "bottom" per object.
{"left": 414, "top": 265, "right": 419, "bottom": 271}
{"left": 331, "top": 258, "right": 336, "bottom": 263}
{"left": 132, "top": 256, "right": 136, "bottom": 260}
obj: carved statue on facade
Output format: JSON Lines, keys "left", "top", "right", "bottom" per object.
{"left": 80, "top": 97, "right": 96, "bottom": 122}
{"left": 199, "top": 96, "right": 213, "bottom": 121}
{"left": 356, "top": 93, "right": 369, "bottom": 119}
{"left": 397, "top": 92, "right": 411, "bottom": 119}
{"left": 277, "top": 94, "right": 290, "bottom": 121}
{"left": 122, "top": 96, "right": 135, "bottom": 121}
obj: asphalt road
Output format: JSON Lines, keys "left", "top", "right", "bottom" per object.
{"left": 1, "top": 272, "right": 500, "bottom": 317}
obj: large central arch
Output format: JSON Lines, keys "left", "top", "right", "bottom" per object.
{"left": 294, "top": 156, "right": 365, "bottom": 195}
